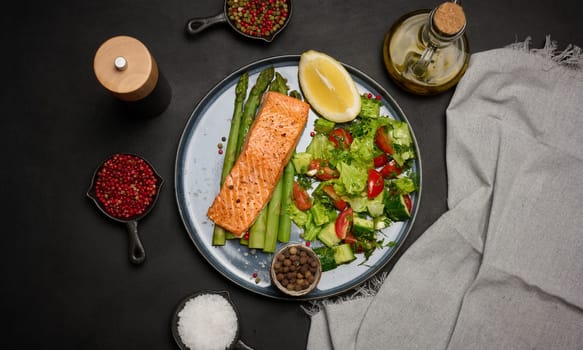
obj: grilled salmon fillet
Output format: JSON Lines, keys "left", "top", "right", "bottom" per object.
{"left": 207, "top": 91, "right": 310, "bottom": 236}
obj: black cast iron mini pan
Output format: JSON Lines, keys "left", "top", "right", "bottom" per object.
{"left": 87, "top": 153, "right": 163, "bottom": 265}
{"left": 171, "top": 290, "right": 254, "bottom": 350}
{"left": 185, "top": 0, "right": 292, "bottom": 43}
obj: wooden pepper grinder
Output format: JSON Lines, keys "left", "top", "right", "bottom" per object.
{"left": 93, "top": 35, "right": 171, "bottom": 118}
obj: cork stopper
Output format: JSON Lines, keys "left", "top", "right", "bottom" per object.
{"left": 93, "top": 36, "right": 159, "bottom": 102}
{"left": 433, "top": 2, "right": 465, "bottom": 36}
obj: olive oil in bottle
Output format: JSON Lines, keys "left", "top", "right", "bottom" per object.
{"left": 383, "top": 1, "right": 469, "bottom": 95}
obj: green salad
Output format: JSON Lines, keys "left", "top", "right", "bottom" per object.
{"left": 288, "top": 93, "right": 418, "bottom": 271}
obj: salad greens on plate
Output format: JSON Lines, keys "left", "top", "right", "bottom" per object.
{"left": 289, "top": 94, "right": 418, "bottom": 271}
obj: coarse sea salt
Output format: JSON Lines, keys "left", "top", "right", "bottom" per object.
{"left": 177, "top": 293, "right": 238, "bottom": 350}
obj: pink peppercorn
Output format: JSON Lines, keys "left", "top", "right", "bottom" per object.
{"left": 94, "top": 154, "right": 158, "bottom": 219}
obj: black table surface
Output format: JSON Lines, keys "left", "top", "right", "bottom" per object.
{"left": 2, "top": 0, "right": 581, "bottom": 348}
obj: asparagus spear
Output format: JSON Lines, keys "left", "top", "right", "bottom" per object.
{"left": 289, "top": 90, "right": 302, "bottom": 100}
{"left": 277, "top": 161, "right": 295, "bottom": 243}
{"left": 277, "top": 91, "right": 302, "bottom": 243}
{"left": 221, "top": 72, "right": 249, "bottom": 182}
{"left": 269, "top": 72, "right": 289, "bottom": 95}
{"left": 263, "top": 72, "right": 290, "bottom": 252}
{"left": 234, "top": 66, "right": 275, "bottom": 246}
{"left": 235, "top": 66, "right": 275, "bottom": 157}
{"left": 264, "top": 180, "right": 283, "bottom": 252}
{"left": 248, "top": 208, "right": 267, "bottom": 249}
{"left": 212, "top": 72, "right": 249, "bottom": 246}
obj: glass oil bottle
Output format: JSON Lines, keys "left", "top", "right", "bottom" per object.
{"left": 382, "top": 1, "right": 469, "bottom": 95}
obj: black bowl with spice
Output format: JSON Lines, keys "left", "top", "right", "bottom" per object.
{"left": 270, "top": 243, "right": 322, "bottom": 296}
{"left": 87, "top": 153, "right": 163, "bottom": 265}
{"left": 171, "top": 290, "right": 253, "bottom": 350}
{"left": 186, "top": 0, "right": 292, "bottom": 43}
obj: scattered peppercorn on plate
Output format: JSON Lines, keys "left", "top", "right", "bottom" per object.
{"left": 175, "top": 54, "right": 422, "bottom": 300}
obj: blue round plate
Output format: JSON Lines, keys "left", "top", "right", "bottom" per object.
{"left": 175, "top": 55, "right": 422, "bottom": 300}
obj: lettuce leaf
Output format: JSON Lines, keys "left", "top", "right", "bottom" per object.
{"left": 336, "top": 161, "right": 368, "bottom": 196}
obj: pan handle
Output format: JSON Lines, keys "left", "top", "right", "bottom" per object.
{"left": 126, "top": 221, "right": 146, "bottom": 264}
{"left": 186, "top": 12, "right": 227, "bottom": 35}
{"left": 233, "top": 339, "right": 255, "bottom": 350}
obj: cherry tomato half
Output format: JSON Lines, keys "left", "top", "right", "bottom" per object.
{"left": 328, "top": 128, "right": 353, "bottom": 150}
{"left": 335, "top": 208, "right": 353, "bottom": 240}
{"left": 292, "top": 181, "right": 312, "bottom": 211}
{"left": 375, "top": 126, "right": 394, "bottom": 154}
{"left": 343, "top": 232, "right": 358, "bottom": 246}
{"left": 321, "top": 184, "right": 347, "bottom": 211}
{"left": 404, "top": 194, "right": 412, "bottom": 214}
{"left": 379, "top": 159, "right": 402, "bottom": 179}
{"left": 367, "top": 169, "right": 384, "bottom": 199}
{"left": 373, "top": 154, "right": 388, "bottom": 168}
{"left": 309, "top": 159, "right": 340, "bottom": 181}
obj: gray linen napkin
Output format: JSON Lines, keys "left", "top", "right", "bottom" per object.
{"left": 306, "top": 37, "right": 583, "bottom": 350}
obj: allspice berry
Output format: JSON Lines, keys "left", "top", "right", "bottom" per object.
{"left": 271, "top": 244, "right": 322, "bottom": 296}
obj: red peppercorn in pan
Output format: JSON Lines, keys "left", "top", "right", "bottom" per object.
{"left": 94, "top": 154, "right": 159, "bottom": 219}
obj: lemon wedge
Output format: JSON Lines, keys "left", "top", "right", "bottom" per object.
{"left": 298, "top": 50, "right": 361, "bottom": 123}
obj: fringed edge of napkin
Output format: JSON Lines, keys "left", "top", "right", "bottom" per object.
{"left": 507, "top": 35, "right": 583, "bottom": 69}
{"left": 301, "top": 272, "right": 388, "bottom": 316}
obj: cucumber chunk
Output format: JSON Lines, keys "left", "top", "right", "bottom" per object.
{"left": 353, "top": 216, "right": 375, "bottom": 235}
{"left": 317, "top": 221, "right": 341, "bottom": 247}
{"left": 313, "top": 244, "right": 356, "bottom": 271}
{"left": 384, "top": 194, "right": 411, "bottom": 221}
{"left": 333, "top": 243, "right": 356, "bottom": 265}
{"left": 313, "top": 246, "right": 337, "bottom": 271}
